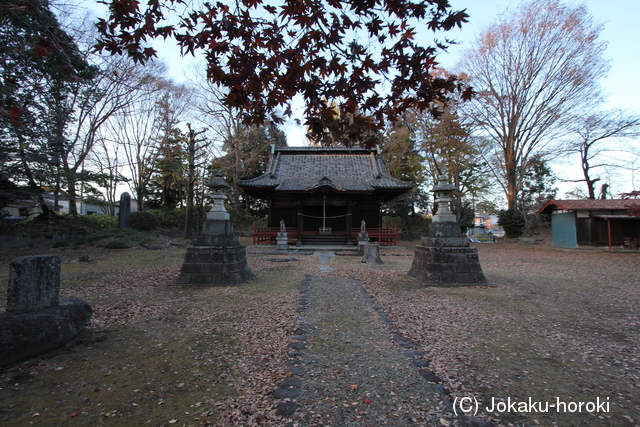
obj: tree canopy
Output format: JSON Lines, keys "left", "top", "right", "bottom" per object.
{"left": 459, "top": 0, "right": 608, "bottom": 210}
{"left": 95, "top": 0, "right": 472, "bottom": 146}
{"left": 1, "top": 0, "right": 94, "bottom": 211}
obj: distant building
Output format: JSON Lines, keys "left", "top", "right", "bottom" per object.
{"left": 3, "top": 190, "right": 116, "bottom": 219}
{"left": 469, "top": 214, "right": 503, "bottom": 238}
{"left": 538, "top": 199, "right": 640, "bottom": 250}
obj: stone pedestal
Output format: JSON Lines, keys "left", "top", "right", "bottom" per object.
{"left": 174, "top": 175, "right": 254, "bottom": 286}
{"left": 407, "top": 234, "right": 487, "bottom": 285}
{"left": 276, "top": 232, "right": 289, "bottom": 251}
{"left": 357, "top": 231, "right": 369, "bottom": 254}
{"left": 407, "top": 176, "right": 487, "bottom": 286}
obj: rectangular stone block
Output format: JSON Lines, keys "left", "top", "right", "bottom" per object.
{"left": 455, "top": 263, "right": 471, "bottom": 273}
{"left": 441, "top": 272, "right": 457, "bottom": 283}
{"left": 455, "top": 273, "right": 475, "bottom": 283}
{"left": 466, "top": 253, "right": 480, "bottom": 262}
{"left": 202, "top": 220, "right": 234, "bottom": 236}
{"left": 175, "top": 273, "right": 191, "bottom": 284}
{"left": 7, "top": 256, "right": 61, "bottom": 314}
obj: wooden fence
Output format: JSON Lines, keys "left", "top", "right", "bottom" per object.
{"left": 251, "top": 224, "right": 398, "bottom": 245}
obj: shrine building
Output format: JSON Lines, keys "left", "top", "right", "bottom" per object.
{"left": 238, "top": 146, "right": 413, "bottom": 246}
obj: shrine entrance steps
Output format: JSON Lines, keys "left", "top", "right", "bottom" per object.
{"left": 300, "top": 234, "right": 349, "bottom": 246}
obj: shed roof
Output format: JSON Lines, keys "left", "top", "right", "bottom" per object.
{"left": 537, "top": 199, "right": 640, "bottom": 215}
{"left": 239, "top": 147, "right": 413, "bottom": 195}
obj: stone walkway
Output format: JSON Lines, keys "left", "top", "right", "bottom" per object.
{"left": 274, "top": 252, "right": 452, "bottom": 426}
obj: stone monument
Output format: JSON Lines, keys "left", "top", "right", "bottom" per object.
{"left": 118, "top": 192, "right": 131, "bottom": 229}
{"left": 407, "top": 176, "right": 487, "bottom": 286}
{"left": 1, "top": 255, "right": 92, "bottom": 366}
{"left": 362, "top": 242, "right": 383, "bottom": 264}
{"left": 174, "top": 174, "right": 254, "bottom": 286}
{"left": 357, "top": 220, "right": 370, "bottom": 254}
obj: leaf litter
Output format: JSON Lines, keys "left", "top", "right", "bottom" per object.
{"left": 0, "top": 240, "right": 638, "bottom": 426}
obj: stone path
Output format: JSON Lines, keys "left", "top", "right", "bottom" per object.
{"left": 274, "top": 252, "right": 451, "bottom": 426}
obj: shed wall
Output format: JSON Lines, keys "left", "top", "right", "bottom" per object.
{"left": 552, "top": 212, "right": 577, "bottom": 248}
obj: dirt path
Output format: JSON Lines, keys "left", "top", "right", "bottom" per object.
{"left": 277, "top": 252, "right": 462, "bottom": 426}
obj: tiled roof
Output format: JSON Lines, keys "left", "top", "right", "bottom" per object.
{"left": 239, "top": 147, "right": 413, "bottom": 193}
{"left": 537, "top": 199, "right": 640, "bottom": 214}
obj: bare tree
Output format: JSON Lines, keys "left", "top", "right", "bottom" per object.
{"left": 564, "top": 110, "right": 640, "bottom": 199}
{"left": 108, "top": 73, "right": 185, "bottom": 211}
{"left": 458, "top": 0, "right": 609, "bottom": 210}
{"left": 193, "top": 75, "right": 285, "bottom": 214}
{"left": 183, "top": 124, "right": 208, "bottom": 239}
{"left": 60, "top": 55, "right": 163, "bottom": 215}
{"left": 89, "top": 136, "right": 128, "bottom": 216}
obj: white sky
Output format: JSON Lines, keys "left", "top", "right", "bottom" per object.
{"left": 84, "top": 0, "right": 640, "bottom": 197}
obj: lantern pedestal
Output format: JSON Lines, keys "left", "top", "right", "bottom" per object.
{"left": 407, "top": 176, "right": 487, "bottom": 286}
{"left": 174, "top": 175, "right": 254, "bottom": 286}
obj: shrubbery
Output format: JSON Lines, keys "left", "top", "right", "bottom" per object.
{"left": 103, "top": 240, "right": 132, "bottom": 249}
{"left": 497, "top": 209, "right": 526, "bottom": 238}
{"left": 129, "top": 211, "right": 158, "bottom": 231}
{"left": 229, "top": 211, "right": 267, "bottom": 231}
{"left": 148, "top": 208, "right": 186, "bottom": 229}
{"left": 382, "top": 215, "right": 431, "bottom": 239}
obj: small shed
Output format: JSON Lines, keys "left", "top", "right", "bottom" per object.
{"left": 537, "top": 199, "right": 640, "bottom": 250}
{"left": 238, "top": 146, "right": 413, "bottom": 246}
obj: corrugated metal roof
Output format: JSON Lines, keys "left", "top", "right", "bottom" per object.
{"left": 537, "top": 199, "right": 640, "bottom": 214}
{"left": 239, "top": 147, "right": 413, "bottom": 193}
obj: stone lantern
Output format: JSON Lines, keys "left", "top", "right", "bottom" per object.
{"left": 407, "top": 175, "right": 487, "bottom": 286}
{"left": 429, "top": 176, "right": 461, "bottom": 238}
{"left": 174, "top": 173, "right": 254, "bottom": 286}
{"left": 431, "top": 175, "right": 457, "bottom": 223}
{"left": 206, "top": 174, "right": 231, "bottom": 221}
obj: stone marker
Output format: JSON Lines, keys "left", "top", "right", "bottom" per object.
{"left": 407, "top": 176, "right": 487, "bottom": 286}
{"left": 1, "top": 255, "right": 92, "bottom": 366}
{"left": 118, "top": 192, "right": 131, "bottom": 229}
{"left": 362, "top": 242, "right": 383, "bottom": 264}
{"left": 7, "top": 256, "right": 61, "bottom": 314}
{"left": 174, "top": 174, "right": 254, "bottom": 286}
{"left": 357, "top": 220, "right": 370, "bottom": 254}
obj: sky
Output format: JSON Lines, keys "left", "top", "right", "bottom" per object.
{"left": 84, "top": 0, "right": 640, "bottom": 197}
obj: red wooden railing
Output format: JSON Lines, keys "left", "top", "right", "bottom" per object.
{"left": 251, "top": 224, "right": 397, "bottom": 245}
{"left": 252, "top": 226, "right": 299, "bottom": 245}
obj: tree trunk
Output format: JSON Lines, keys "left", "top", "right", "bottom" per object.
{"left": 67, "top": 174, "right": 78, "bottom": 216}
{"left": 582, "top": 152, "right": 598, "bottom": 199}
{"left": 184, "top": 128, "right": 196, "bottom": 239}
{"left": 135, "top": 182, "right": 144, "bottom": 211}
{"left": 505, "top": 164, "right": 518, "bottom": 211}
{"left": 402, "top": 212, "right": 412, "bottom": 240}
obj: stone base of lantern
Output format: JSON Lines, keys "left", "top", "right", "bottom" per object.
{"left": 276, "top": 232, "right": 289, "bottom": 251}
{"left": 407, "top": 232, "right": 488, "bottom": 286}
{"left": 173, "top": 219, "right": 254, "bottom": 286}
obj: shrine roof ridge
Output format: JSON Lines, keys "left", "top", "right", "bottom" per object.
{"left": 238, "top": 145, "right": 412, "bottom": 194}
